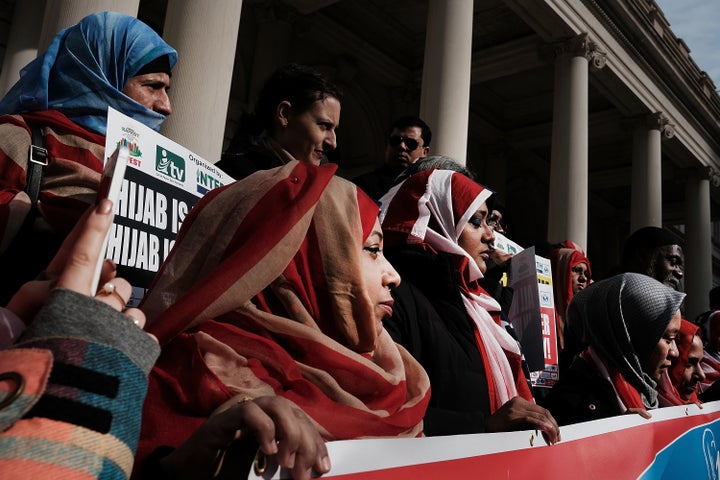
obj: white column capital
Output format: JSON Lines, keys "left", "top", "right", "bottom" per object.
{"left": 644, "top": 112, "right": 675, "bottom": 138}
{"left": 687, "top": 165, "right": 720, "bottom": 186}
{"left": 547, "top": 33, "right": 607, "bottom": 69}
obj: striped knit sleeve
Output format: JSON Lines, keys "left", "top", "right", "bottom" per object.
{"left": 0, "top": 289, "right": 160, "bottom": 479}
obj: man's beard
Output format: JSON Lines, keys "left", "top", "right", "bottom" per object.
{"left": 646, "top": 254, "right": 679, "bottom": 291}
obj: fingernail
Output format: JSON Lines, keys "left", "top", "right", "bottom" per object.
{"left": 286, "top": 452, "right": 295, "bottom": 469}
{"left": 97, "top": 198, "right": 113, "bottom": 214}
{"left": 320, "top": 455, "right": 331, "bottom": 472}
{"left": 105, "top": 258, "right": 117, "bottom": 272}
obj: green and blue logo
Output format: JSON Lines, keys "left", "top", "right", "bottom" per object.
{"left": 156, "top": 146, "right": 185, "bottom": 182}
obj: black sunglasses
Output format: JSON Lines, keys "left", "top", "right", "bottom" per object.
{"left": 388, "top": 135, "right": 420, "bottom": 151}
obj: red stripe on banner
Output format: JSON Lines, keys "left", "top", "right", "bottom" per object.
{"left": 323, "top": 410, "right": 719, "bottom": 479}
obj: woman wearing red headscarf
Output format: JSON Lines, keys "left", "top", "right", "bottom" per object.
{"left": 657, "top": 319, "right": 705, "bottom": 406}
{"left": 378, "top": 169, "right": 559, "bottom": 442}
{"left": 134, "top": 161, "right": 430, "bottom": 479}
{"left": 550, "top": 247, "right": 592, "bottom": 350}
{"left": 697, "top": 310, "right": 720, "bottom": 399}
{"left": 550, "top": 247, "right": 592, "bottom": 372}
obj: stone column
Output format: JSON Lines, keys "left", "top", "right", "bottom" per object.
{"left": 419, "top": 0, "right": 473, "bottom": 165}
{"left": 684, "top": 166, "right": 716, "bottom": 320}
{"left": 39, "top": 0, "right": 140, "bottom": 52}
{"left": 630, "top": 112, "right": 674, "bottom": 231}
{"left": 547, "top": 34, "right": 606, "bottom": 249}
{"left": 161, "top": 0, "right": 243, "bottom": 162}
{"left": 0, "top": 0, "right": 46, "bottom": 96}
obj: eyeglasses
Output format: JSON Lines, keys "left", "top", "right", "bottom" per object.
{"left": 388, "top": 135, "right": 421, "bottom": 151}
{"left": 486, "top": 214, "right": 506, "bottom": 233}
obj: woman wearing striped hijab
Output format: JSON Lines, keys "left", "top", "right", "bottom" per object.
{"left": 0, "top": 11, "right": 177, "bottom": 303}
{"left": 135, "top": 161, "right": 430, "bottom": 479}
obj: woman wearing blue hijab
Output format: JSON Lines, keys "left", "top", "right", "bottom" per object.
{"left": 0, "top": 11, "right": 177, "bottom": 304}
{"left": 0, "top": 11, "right": 177, "bottom": 134}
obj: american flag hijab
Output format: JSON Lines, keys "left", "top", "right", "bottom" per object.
{"left": 379, "top": 169, "right": 533, "bottom": 412}
{"left": 137, "top": 161, "right": 430, "bottom": 457}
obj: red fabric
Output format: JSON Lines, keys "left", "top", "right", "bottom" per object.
{"left": 700, "top": 312, "right": 720, "bottom": 392}
{"left": 381, "top": 169, "right": 532, "bottom": 412}
{"left": 581, "top": 350, "right": 645, "bottom": 410}
{"left": 658, "top": 319, "right": 701, "bottom": 405}
{"left": 609, "top": 368, "right": 646, "bottom": 409}
{"left": 0, "top": 110, "right": 104, "bottom": 248}
{"left": 137, "top": 162, "right": 430, "bottom": 471}
{"left": 550, "top": 248, "right": 592, "bottom": 351}
{"left": 701, "top": 355, "right": 720, "bottom": 391}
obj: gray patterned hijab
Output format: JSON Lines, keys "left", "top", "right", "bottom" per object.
{"left": 569, "top": 272, "right": 685, "bottom": 407}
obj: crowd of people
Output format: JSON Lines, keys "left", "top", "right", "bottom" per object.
{"left": 0, "top": 11, "right": 717, "bottom": 480}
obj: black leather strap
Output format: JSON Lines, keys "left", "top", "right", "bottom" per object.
{"left": 25, "top": 123, "right": 48, "bottom": 209}
{"left": 0, "top": 122, "right": 55, "bottom": 305}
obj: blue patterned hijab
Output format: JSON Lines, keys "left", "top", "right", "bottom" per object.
{"left": 0, "top": 11, "right": 177, "bottom": 135}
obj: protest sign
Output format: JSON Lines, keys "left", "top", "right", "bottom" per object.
{"left": 499, "top": 234, "right": 559, "bottom": 386}
{"left": 102, "top": 107, "right": 233, "bottom": 305}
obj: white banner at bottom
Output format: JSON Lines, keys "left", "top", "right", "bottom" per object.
{"left": 248, "top": 401, "right": 720, "bottom": 479}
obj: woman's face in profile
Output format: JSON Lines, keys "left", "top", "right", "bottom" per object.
{"left": 275, "top": 96, "right": 341, "bottom": 165}
{"left": 359, "top": 219, "right": 401, "bottom": 337}
{"left": 458, "top": 201, "right": 495, "bottom": 274}
{"left": 678, "top": 335, "right": 705, "bottom": 400}
{"left": 644, "top": 309, "right": 682, "bottom": 381}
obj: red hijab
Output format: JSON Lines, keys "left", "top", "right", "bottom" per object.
{"left": 658, "top": 319, "right": 701, "bottom": 406}
{"left": 550, "top": 247, "right": 591, "bottom": 351}
{"left": 136, "top": 161, "right": 430, "bottom": 467}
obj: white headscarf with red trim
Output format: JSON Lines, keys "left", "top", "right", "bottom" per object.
{"left": 380, "top": 169, "right": 530, "bottom": 411}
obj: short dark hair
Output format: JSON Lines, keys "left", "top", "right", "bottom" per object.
{"left": 254, "top": 63, "right": 342, "bottom": 133}
{"left": 402, "top": 155, "right": 474, "bottom": 180}
{"left": 710, "top": 285, "right": 720, "bottom": 310}
{"left": 390, "top": 115, "right": 432, "bottom": 147}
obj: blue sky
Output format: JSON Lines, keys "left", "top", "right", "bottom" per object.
{"left": 654, "top": 0, "right": 720, "bottom": 90}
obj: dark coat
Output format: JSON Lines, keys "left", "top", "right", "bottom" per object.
{"left": 538, "top": 356, "right": 623, "bottom": 425}
{"left": 384, "top": 246, "right": 492, "bottom": 435}
{"left": 352, "top": 165, "right": 405, "bottom": 201}
{"left": 216, "top": 144, "right": 284, "bottom": 181}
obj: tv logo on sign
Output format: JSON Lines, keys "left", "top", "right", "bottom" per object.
{"left": 156, "top": 146, "right": 185, "bottom": 182}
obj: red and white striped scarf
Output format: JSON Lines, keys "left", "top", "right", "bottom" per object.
{"left": 0, "top": 110, "right": 104, "bottom": 251}
{"left": 379, "top": 169, "right": 532, "bottom": 412}
{"left": 137, "top": 161, "right": 430, "bottom": 464}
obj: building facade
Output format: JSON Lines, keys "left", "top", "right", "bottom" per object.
{"left": 1, "top": 0, "right": 718, "bottom": 319}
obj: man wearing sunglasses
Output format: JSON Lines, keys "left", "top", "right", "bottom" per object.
{"left": 353, "top": 115, "right": 432, "bottom": 200}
